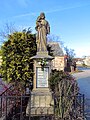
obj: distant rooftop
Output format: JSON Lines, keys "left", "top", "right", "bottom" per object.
{"left": 48, "top": 42, "right": 64, "bottom": 56}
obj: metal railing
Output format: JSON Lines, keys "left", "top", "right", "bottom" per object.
{"left": 53, "top": 93, "right": 85, "bottom": 120}
{"left": 0, "top": 83, "right": 31, "bottom": 120}
{"left": 0, "top": 86, "right": 85, "bottom": 120}
{"left": 0, "top": 85, "right": 14, "bottom": 118}
{"left": 84, "top": 98, "right": 90, "bottom": 120}
{"left": 0, "top": 94, "right": 30, "bottom": 120}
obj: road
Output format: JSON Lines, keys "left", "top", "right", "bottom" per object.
{"left": 73, "top": 67, "right": 90, "bottom": 119}
{"left": 73, "top": 67, "right": 90, "bottom": 98}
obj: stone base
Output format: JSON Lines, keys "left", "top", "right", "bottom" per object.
{"left": 26, "top": 90, "right": 54, "bottom": 116}
{"left": 37, "top": 51, "right": 48, "bottom": 56}
{"left": 30, "top": 52, "right": 54, "bottom": 60}
{"left": 32, "top": 88, "right": 50, "bottom": 92}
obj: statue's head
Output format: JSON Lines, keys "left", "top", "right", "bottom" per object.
{"left": 40, "top": 12, "right": 45, "bottom": 19}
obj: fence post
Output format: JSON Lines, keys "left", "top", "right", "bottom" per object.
{"left": 54, "top": 94, "right": 55, "bottom": 119}
{"left": 6, "top": 96, "right": 7, "bottom": 120}
{"left": 20, "top": 95, "right": 23, "bottom": 120}
{"left": 83, "top": 94, "right": 85, "bottom": 119}
{"left": 0, "top": 96, "right": 2, "bottom": 117}
{"left": 29, "top": 91, "right": 31, "bottom": 120}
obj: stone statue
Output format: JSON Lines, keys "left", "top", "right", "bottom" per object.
{"left": 35, "top": 12, "right": 50, "bottom": 52}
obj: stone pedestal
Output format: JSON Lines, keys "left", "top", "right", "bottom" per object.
{"left": 27, "top": 51, "right": 54, "bottom": 116}
{"left": 26, "top": 91, "right": 54, "bottom": 115}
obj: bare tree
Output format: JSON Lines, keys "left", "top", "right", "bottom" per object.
{"left": 64, "top": 46, "right": 76, "bottom": 61}
{"left": 0, "top": 22, "right": 16, "bottom": 43}
{"left": 47, "top": 34, "right": 64, "bottom": 47}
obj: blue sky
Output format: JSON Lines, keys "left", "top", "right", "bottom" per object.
{"left": 0, "top": 0, "right": 90, "bottom": 57}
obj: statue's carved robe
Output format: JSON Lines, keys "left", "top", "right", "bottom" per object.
{"left": 36, "top": 18, "right": 50, "bottom": 52}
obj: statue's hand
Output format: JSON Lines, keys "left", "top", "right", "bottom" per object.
{"left": 35, "top": 27, "right": 38, "bottom": 31}
{"left": 36, "top": 40, "right": 39, "bottom": 44}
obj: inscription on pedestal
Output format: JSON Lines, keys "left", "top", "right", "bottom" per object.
{"left": 36, "top": 67, "right": 49, "bottom": 88}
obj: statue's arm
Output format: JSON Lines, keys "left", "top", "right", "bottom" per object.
{"left": 35, "top": 22, "right": 38, "bottom": 31}
{"left": 47, "top": 22, "right": 50, "bottom": 34}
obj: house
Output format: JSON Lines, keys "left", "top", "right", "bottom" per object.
{"left": 76, "top": 59, "right": 84, "bottom": 66}
{"left": 48, "top": 42, "right": 66, "bottom": 71}
{"left": 83, "top": 56, "right": 90, "bottom": 66}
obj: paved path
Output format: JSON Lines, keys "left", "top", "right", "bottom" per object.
{"left": 73, "top": 69, "right": 90, "bottom": 79}
{"left": 73, "top": 68, "right": 90, "bottom": 119}
{"left": 73, "top": 69, "right": 90, "bottom": 98}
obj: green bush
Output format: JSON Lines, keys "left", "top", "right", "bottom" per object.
{"left": 1, "top": 30, "right": 36, "bottom": 83}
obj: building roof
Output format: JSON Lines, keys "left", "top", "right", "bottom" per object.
{"left": 48, "top": 42, "right": 64, "bottom": 56}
